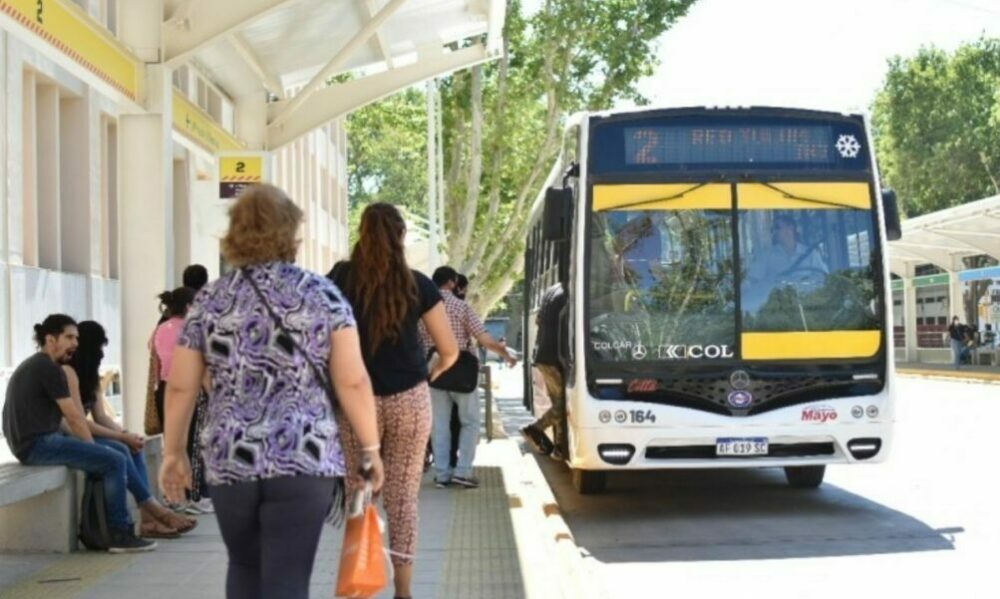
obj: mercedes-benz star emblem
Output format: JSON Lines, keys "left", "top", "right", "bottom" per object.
{"left": 632, "top": 343, "right": 647, "bottom": 360}
{"left": 730, "top": 370, "right": 751, "bottom": 390}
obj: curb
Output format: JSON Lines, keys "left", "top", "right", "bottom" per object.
{"left": 494, "top": 436, "right": 602, "bottom": 599}
{"left": 898, "top": 368, "right": 1000, "bottom": 385}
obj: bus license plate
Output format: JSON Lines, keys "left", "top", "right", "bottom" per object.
{"left": 716, "top": 437, "right": 768, "bottom": 456}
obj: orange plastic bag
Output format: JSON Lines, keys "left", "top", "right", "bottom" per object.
{"left": 336, "top": 495, "right": 386, "bottom": 598}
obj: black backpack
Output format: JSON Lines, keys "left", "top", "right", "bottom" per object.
{"left": 79, "top": 477, "right": 112, "bottom": 550}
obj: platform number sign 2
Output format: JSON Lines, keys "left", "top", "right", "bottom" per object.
{"left": 235, "top": 162, "right": 246, "bottom": 173}
{"left": 36, "top": 0, "right": 44, "bottom": 24}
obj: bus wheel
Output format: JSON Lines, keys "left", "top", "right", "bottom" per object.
{"left": 784, "top": 465, "right": 825, "bottom": 488}
{"left": 572, "top": 469, "right": 607, "bottom": 494}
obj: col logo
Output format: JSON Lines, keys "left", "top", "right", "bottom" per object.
{"left": 801, "top": 405, "right": 838, "bottom": 423}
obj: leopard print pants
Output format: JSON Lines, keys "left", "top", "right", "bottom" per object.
{"left": 337, "top": 382, "right": 432, "bottom": 566}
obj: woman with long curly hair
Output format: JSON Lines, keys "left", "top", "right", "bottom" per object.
{"left": 66, "top": 321, "right": 196, "bottom": 538}
{"left": 330, "top": 202, "right": 458, "bottom": 599}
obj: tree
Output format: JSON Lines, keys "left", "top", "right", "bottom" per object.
{"left": 346, "top": 87, "right": 427, "bottom": 244}
{"left": 872, "top": 38, "right": 1000, "bottom": 218}
{"left": 347, "top": 0, "right": 696, "bottom": 313}
{"left": 441, "top": 0, "right": 696, "bottom": 313}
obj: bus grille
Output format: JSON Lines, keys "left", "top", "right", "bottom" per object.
{"left": 645, "top": 442, "right": 835, "bottom": 460}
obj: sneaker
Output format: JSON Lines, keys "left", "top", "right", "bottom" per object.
{"left": 108, "top": 529, "right": 157, "bottom": 554}
{"left": 520, "top": 425, "right": 554, "bottom": 455}
{"left": 184, "top": 498, "right": 214, "bottom": 515}
{"left": 451, "top": 475, "right": 479, "bottom": 489}
{"left": 434, "top": 477, "right": 451, "bottom": 489}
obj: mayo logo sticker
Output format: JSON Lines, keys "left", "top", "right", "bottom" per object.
{"left": 802, "top": 405, "right": 838, "bottom": 423}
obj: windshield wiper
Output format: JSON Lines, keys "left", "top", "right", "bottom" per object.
{"left": 611, "top": 182, "right": 710, "bottom": 211}
{"left": 755, "top": 182, "right": 856, "bottom": 210}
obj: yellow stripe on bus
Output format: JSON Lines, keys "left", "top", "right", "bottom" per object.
{"left": 737, "top": 182, "right": 872, "bottom": 210}
{"left": 741, "top": 331, "right": 881, "bottom": 360}
{"left": 593, "top": 184, "right": 731, "bottom": 211}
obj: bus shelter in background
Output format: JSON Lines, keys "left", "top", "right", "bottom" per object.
{"left": 888, "top": 195, "right": 1000, "bottom": 366}
{"left": 0, "top": 0, "right": 505, "bottom": 434}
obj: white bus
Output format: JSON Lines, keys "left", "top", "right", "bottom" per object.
{"left": 523, "top": 106, "right": 901, "bottom": 493}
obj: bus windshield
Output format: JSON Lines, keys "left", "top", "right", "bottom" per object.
{"left": 587, "top": 185, "right": 880, "bottom": 362}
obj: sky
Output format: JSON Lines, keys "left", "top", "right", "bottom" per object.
{"left": 631, "top": 0, "right": 1000, "bottom": 113}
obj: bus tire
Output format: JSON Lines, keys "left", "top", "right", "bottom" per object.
{"left": 572, "top": 469, "right": 607, "bottom": 494}
{"left": 784, "top": 465, "right": 825, "bottom": 488}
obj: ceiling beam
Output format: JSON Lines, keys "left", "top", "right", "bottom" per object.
{"left": 268, "top": 43, "right": 492, "bottom": 149}
{"left": 163, "top": 0, "right": 297, "bottom": 65}
{"left": 924, "top": 229, "right": 1000, "bottom": 261}
{"left": 888, "top": 245, "right": 958, "bottom": 272}
{"left": 270, "top": 0, "right": 409, "bottom": 129}
{"left": 364, "top": 0, "right": 395, "bottom": 69}
{"left": 228, "top": 32, "right": 285, "bottom": 99}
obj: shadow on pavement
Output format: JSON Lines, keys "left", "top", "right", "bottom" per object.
{"left": 530, "top": 450, "right": 960, "bottom": 564}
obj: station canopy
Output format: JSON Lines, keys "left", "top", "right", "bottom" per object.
{"left": 163, "top": 0, "right": 505, "bottom": 147}
{"left": 888, "top": 195, "right": 1000, "bottom": 275}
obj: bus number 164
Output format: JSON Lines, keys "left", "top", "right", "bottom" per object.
{"left": 630, "top": 410, "right": 656, "bottom": 424}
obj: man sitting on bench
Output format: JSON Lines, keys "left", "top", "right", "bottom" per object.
{"left": 2, "top": 314, "right": 156, "bottom": 553}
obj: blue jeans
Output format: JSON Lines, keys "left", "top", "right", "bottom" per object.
{"left": 24, "top": 432, "right": 131, "bottom": 530}
{"left": 951, "top": 338, "right": 965, "bottom": 369}
{"left": 430, "top": 388, "right": 479, "bottom": 479}
{"left": 94, "top": 438, "right": 152, "bottom": 505}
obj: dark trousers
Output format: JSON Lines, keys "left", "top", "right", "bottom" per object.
{"left": 210, "top": 476, "right": 335, "bottom": 599}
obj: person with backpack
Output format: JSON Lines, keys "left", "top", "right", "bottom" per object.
{"left": 66, "top": 320, "right": 195, "bottom": 538}
{"left": 3, "top": 314, "right": 156, "bottom": 552}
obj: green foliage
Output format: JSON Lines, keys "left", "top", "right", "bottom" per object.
{"left": 346, "top": 87, "right": 427, "bottom": 245}
{"left": 872, "top": 38, "right": 1000, "bottom": 217}
{"left": 347, "top": 0, "right": 696, "bottom": 311}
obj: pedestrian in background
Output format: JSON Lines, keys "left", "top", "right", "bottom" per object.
{"left": 331, "top": 202, "right": 458, "bottom": 599}
{"left": 182, "top": 263, "right": 209, "bottom": 292}
{"left": 948, "top": 315, "right": 967, "bottom": 369}
{"left": 159, "top": 184, "right": 384, "bottom": 599}
{"left": 67, "top": 320, "right": 195, "bottom": 538}
{"left": 152, "top": 286, "right": 211, "bottom": 513}
{"left": 521, "top": 282, "right": 568, "bottom": 459}
{"left": 421, "top": 266, "right": 517, "bottom": 490}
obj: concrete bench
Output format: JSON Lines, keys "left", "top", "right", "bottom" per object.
{"left": 0, "top": 436, "right": 163, "bottom": 553}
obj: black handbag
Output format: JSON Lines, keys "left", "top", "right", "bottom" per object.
{"left": 79, "top": 476, "right": 112, "bottom": 550}
{"left": 429, "top": 349, "right": 480, "bottom": 393}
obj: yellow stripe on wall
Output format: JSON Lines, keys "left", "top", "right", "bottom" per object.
{"left": 737, "top": 182, "right": 872, "bottom": 210}
{"left": 742, "top": 331, "right": 881, "bottom": 360}
{"left": 1, "top": 0, "right": 140, "bottom": 100}
{"left": 172, "top": 91, "right": 244, "bottom": 154}
{"left": 593, "top": 184, "right": 731, "bottom": 211}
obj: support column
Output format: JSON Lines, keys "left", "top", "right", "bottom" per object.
{"left": 119, "top": 65, "right": 173, "bottom": 432}
{"left": 904, "top": 263, "right": 918, "bottom": 364}
{"left": 236, "top": 91, "right": 269, "bottom": 150}
{"left": 949, "top": 257, "right": 966, "bottom": 322}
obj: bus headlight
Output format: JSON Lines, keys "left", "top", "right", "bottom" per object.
{"left": 598, "top": 444, "right": 635, "bottom": 466}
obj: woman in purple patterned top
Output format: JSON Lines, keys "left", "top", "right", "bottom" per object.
{"left": 158, "top": 184, "right": 383, "bottom": 599}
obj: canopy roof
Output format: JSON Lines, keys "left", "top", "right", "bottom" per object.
{"left": 163, "top": 0, "right": 504, "bottom": 147}
{"left": 889, "top": 195, "right": 1000, "bottom": 274}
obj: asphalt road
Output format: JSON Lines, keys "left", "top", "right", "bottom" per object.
{"left": 492, "top": 369, "right": 999, "bottom": 599}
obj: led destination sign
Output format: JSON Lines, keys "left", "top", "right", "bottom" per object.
{"left": 624, "top": 124, "right": 840, "bottom": 165}
{"left": 590, "top": 114, "right": 870, "bottom": 173}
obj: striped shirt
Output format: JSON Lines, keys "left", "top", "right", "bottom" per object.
{"left": 420, "top": 290, "right": 486, "bottom": 351}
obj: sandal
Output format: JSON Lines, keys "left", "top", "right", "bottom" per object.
{"left": 141, "top": 521, "right": 180, "bottom": 539}
{"left": 155, "top": 511, "right": 198, "bottom": 534}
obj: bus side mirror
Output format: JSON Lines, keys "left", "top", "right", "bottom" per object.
{"left": 881, "top": 188, "right": 902, "bottom": 241}
{"left": 543, "top": 186, "right": 573, "bottom": 242}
